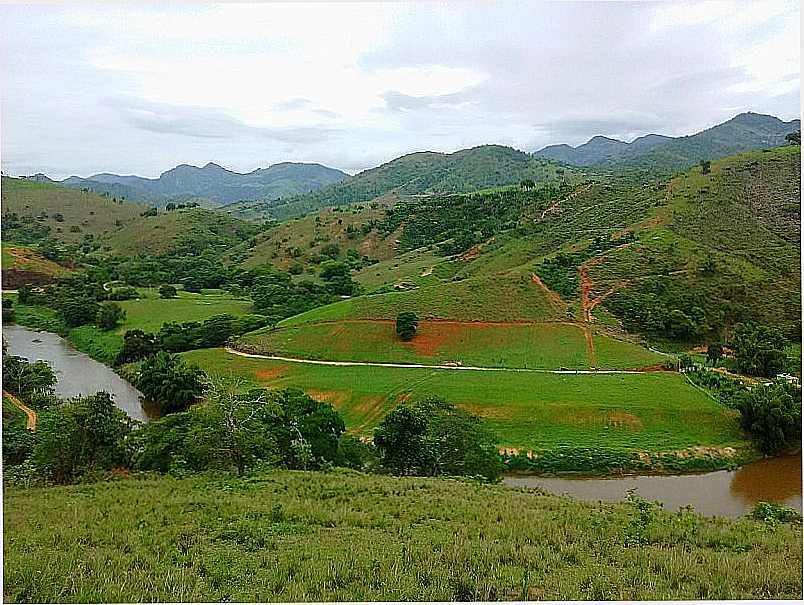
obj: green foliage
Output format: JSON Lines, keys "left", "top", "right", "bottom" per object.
{"left": 96, "top": 301, "right": 126, "bottom": 330}
{"left": 33, "top": 392, "right": 133, "bottom": 483}
{"left": 136, "top": 351, "right": 206, "bottom": 415}
{"left": 252, "top": 269, "right": 338, "bottom": 319}
{"left": 395, "top": 311, "right": 418, "bottom": 341}
{"left": 706, "top": 343, "right": 724, "bottom": 366}
{"left": 159, "top": 284, "right": 177, "bottom": 299}
{"left": 785, "top": 130, "right": 800, "bottom": 145}
{"left": 750, "top": 501, "right": 802, "bottom": 524}
{"left": 2, "top": 353, "right": 56, "bottom": 401}
{"left": 730, "top": 323, "right": 789, "bottom": 377}
{"left": 734, "top": 382, "right": 801, "bottom": 454}
{"left": 3, "top": 399, "right": 35, "bottom": 466}
{"left": 700, "top": 159, "right": 711, "bottom": 174}
{"left": 117, "top": 329, "right": 158, "bottom": 364}
{"left": 374, "top": 397, "right": 502, "bottom": 481}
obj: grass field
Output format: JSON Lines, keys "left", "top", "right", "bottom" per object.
{"left": 282, "top": 271, "right": 564, "bottom": 326}
{"left": 238, "top": 320, "right": 664, "bottom": 370}
{"left": 5, "top": 470, "right": 800, "bottom": 602}
{"left": 183, "top": 348, "right": 748, "bottom": 457}
{"left": 115, "top": 290, "right": 254, "bottom": 333}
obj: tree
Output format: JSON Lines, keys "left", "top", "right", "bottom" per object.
{"left": 730, "top": 323, "right": 788, "bottom": 377}
{"left": 2, "top": 354, "right": 56, "bottom": 400}
{"left": 96, "top": 302, "right": 126, "bottom": 331}
{"left": 187, "top": 379, "right": 280, "bottom": 475}
{"left": 735, "top": 383, "right": 801, "bottom": 454}
{"left": 59, "top": 296, "right": 100, "bottom": 327}
{"left": 33, "top": 392, "right": 133, "bottom": 483}
{"left": 2, "top": 298, "right": 15, "bottom": 322}
{"left": 159, "top": 284, "right": 177, "bottom": 299}
{"left": 786, "top": 130, "right": 801, "bottom": 145}
{"left": 700, "top": 159, "right": 711, "bottom": 175}
{"left": 137, "top": 351, "right": 206, "bottom": 415}
{"left": 117, "top": 329, "right": 158, "bottom": 364}
{"left": 396, "top": 311, "right": 418, "bottom": 341}
{"left": 706, "top": 343, "right": 724, "bottom": 366}
{"left": 17, "top": 284, "right": 33, "bottom": 304}
{"left": 374, "top": 397, "right": 502, "bottom": 481}
{"left": 520, "top": 178, "right": 536, "bottom": 190}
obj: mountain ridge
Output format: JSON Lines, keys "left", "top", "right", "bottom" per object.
{"left": 535, "top": 111, "right": 800, "bottom": 169}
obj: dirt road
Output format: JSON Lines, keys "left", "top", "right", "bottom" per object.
{"left": 3, "top": 390, "right": 37, "bottom": 430}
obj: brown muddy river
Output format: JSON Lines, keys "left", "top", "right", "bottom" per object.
{"left": 505, "top": 454, "right": 802, "bottom": 518}
{"left": 3, "top": 324, "right": 153, "bottom": 421}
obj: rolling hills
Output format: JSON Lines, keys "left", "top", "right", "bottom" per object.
{"left": 239, "top": 145, "right": 580, "bottom": 220}
{"left": 536, "top": 112, "right": 800, "bottom": 171}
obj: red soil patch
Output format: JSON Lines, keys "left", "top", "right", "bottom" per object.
{"left": 406, "top": 321, "right": 474, "bottom": 357}
{"left": 254, "top": 366, "right": 288, "bottom": 381}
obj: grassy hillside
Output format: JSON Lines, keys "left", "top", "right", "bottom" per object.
{"left": 246, "top": 145, "right": 581, "bottom": 220}
{"left": 184, "top": 348, "right": 748, "bottom": 461}
{"left": 1, "top": 243, "right": 73, "bottom": 288}
{"left": 102, "top": 208, "right": 260, "bottom": 256}
{"left": 1, "top": 177, "right": 145, "bottom": 243}
{"left": 6, "top": 471, "right": 800, "bottom": 602}
{"left": 227, "top": 204, "right": 394, "bottom": 271}
{"left": 238, "top": 320, "right": 663, "bottom": 370}
{"left": 596, "top": 146, "right": 801, "bottom": 341}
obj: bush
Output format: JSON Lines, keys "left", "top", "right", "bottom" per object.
{"left": 159, "top": 284, "right": 177, "bottom": 299}
{"left": 136, "top": 352, "right": 206, "bottom": 415}
{"left": 33, "top": 393, "right": 133, "bottom": 483}
{"left": 396, "top": 311, "right": 418, "bottom": 341}
{"left": 734, "top": 382, "right": 801, "bottom": 454}
{"left": 96, "top": 302, "right": 126, "bottom": 331}
{"left": 374, "top": 397, "right": 502, "bottom": 481}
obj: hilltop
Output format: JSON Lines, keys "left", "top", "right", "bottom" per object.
{"left": 536, "top": 112, "right": 800, "bottom": 171}
{"left": 242, "top": 145, "right": 579, "bottom": 220}
{"left": 53, "top": 161, "right": 347, "bottom": 206}
{"left": 1, "top": 176, "right": 145, "bottom": 243}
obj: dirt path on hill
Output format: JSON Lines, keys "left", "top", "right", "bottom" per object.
{"left": 540, "top": 182, "right": 594, "bottom": 220}
{"left": 224, "top": 347, "right": 650, "bottom": 375}
{"left": 529, "top": 273, "right": 567, "bottom": 312}
{"left": 3, "top": 390, "right": 36, "bottom": 430}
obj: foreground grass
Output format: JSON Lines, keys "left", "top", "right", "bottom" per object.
{"left": 4, "top": 471, "right": 801, "bottom": 602}
{"left": 238, "top": 320, "right": 664, "bottom": 370}
{"left": 184, "top": 348, "right": 749, "bottom": 460}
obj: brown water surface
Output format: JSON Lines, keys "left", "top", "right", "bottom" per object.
{"left": 504, "top": 454, "right": 802, "bottom": 518}
{"left": 3, "top": 324, "right": 153, "bottom": 421}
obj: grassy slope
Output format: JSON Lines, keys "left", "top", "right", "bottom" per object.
{"left": 594, "top": 146, "right": 801, "bottom": 338}
{"left": 0, "top": 244, "right": 70, "bottom": 277}
{"left": 238, "top": 320, "right": 662, "bottom": 370}
{"left": 5, "top": 471, "right": 800, "bottom": 602}
{"left": 184, "top": 348, "right": 747, "bottom": 456}
{"left": 1, "top": 177, "right": 144, "bottom": 243}
{"left": 103, "top": 208, "right": 256, "bottom": 256}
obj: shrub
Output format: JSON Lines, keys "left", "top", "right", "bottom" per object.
{"left": 396, "top": 311, "right": 418, "bottom": 341}
{"left": 136, "top": 352, "right": 206, "bottom": 415}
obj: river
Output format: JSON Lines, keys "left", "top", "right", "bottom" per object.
{"left": 3, "top": 324, "right": 801, "bottom": 517}
{"left": 3, "top": 324, "right": 153, "bottom": 421}
{"left": 505, "top": 454, "right": 802, "bottom": 518}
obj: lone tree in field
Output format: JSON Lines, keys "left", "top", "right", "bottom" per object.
{"left": 396, "top": 311, "right": 418, "bottom": 341}
{"left": 700, "top": 159, "right": 711, "bottom": 175}
{"left": 159, "top": 284, "right": 177, "bottom": 299}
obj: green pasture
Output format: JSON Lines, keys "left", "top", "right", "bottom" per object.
{"left": 183, "top": 348, "right": 749, "bottom": 454}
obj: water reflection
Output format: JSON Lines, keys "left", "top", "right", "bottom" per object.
{"left": 504, "top": 454, "right": 802, "bottom": 518}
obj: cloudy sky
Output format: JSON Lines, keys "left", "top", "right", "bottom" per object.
{"left": 0, "top": 1, "right": 799, "bottom": 179}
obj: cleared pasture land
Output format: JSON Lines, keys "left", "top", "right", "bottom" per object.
{"left": 238, "top": 320, "right": 664, "bottom": 370}
{"left": 115, "top": 290, "right": 254, "bottom": 333}
{"left": 183, "top": 348, "right": 748, "bottom": 456}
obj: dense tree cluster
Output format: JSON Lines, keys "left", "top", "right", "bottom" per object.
{"left": 374, "top": 397, "right": 502, "bottom": 481}
{"left": 735, "top": 382, "right": 801, "bottom": 454}
{"left": 729, "top": 323, "right": 789, "bottom": 378}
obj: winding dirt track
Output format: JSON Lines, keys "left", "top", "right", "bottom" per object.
{"left": 3, "top": 390, "right": 36, "bottom": 430}
{"left": 224, "top": 347, "right": 649, "bottom": 375}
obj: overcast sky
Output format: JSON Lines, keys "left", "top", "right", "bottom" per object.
{"left": 0, "top": 1, "right": 799, "bottom": 179}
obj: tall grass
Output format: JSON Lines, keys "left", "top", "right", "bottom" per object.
{"left": 4, "top": 470, "right": 801, "bottom": 602}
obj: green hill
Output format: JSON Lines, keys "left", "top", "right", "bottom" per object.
{"left": 102, "top": 207, "right": 260, "bottom": 256}
{"left": 247, "top": 145, "right": 580, "bottom": 220}
{"left": 5, "top": 471, "right": 799, "bottom": 602}
{"left": 1, "top": 176, "right": 145, "bottom": 244}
